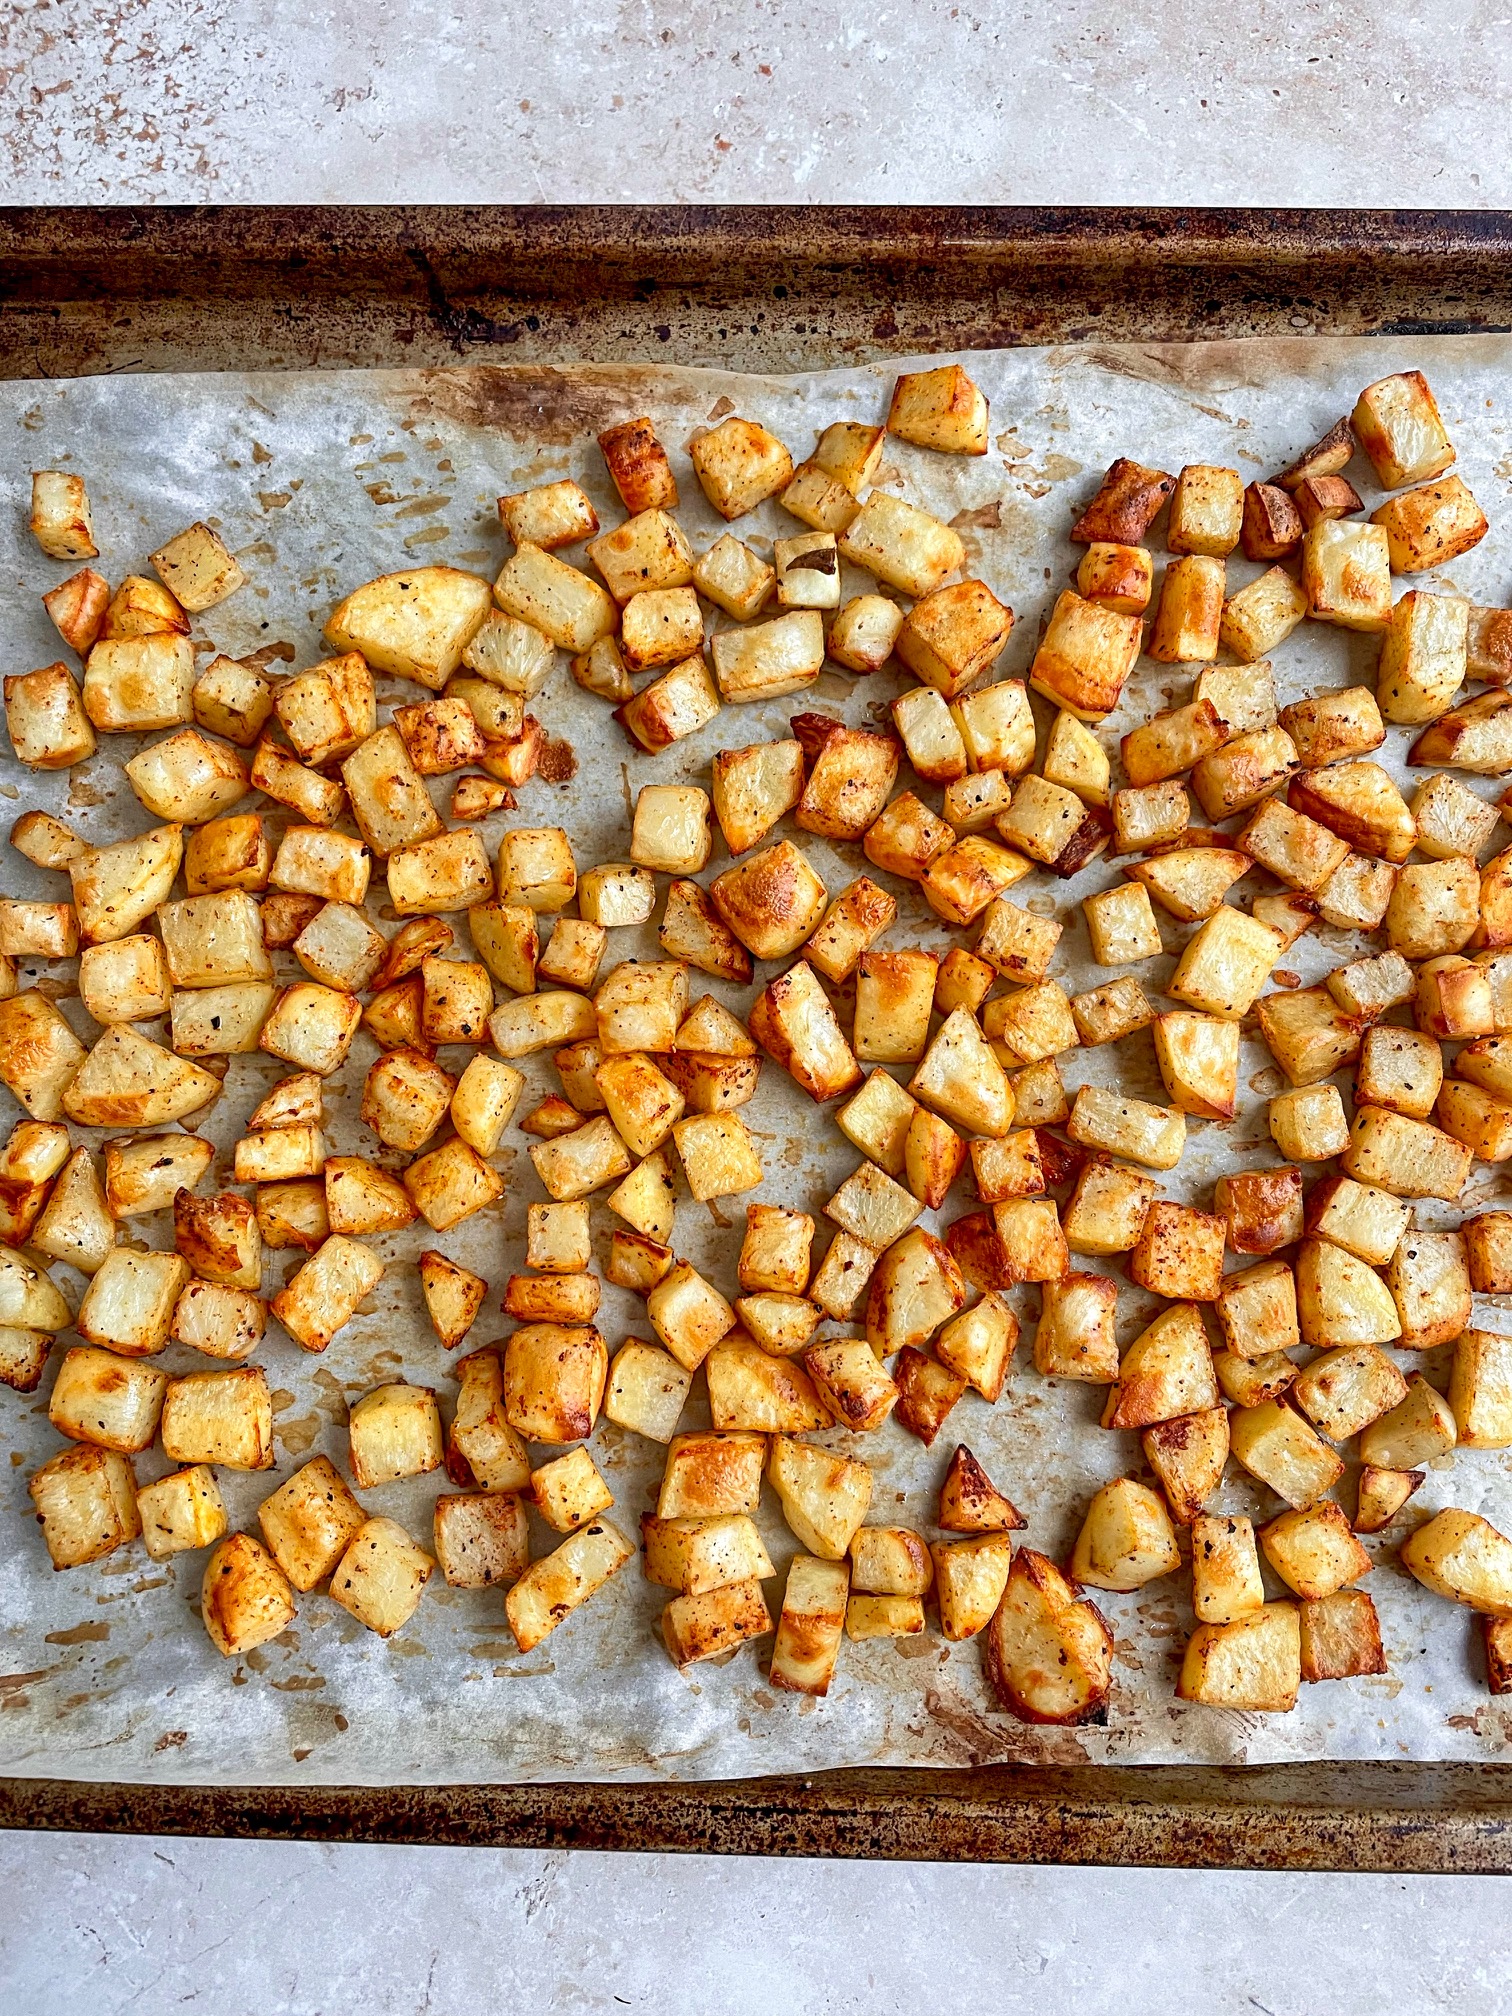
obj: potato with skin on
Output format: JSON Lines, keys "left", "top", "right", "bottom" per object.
{"left": 1178, "top": 1603, "right": 1301, "bottom": 1711}
{"left": 1401, "top": 1508, "right": 1512, "bottom": 1617}
{"left": 936, "top": 1444, "right": 1024, "bottom": 1534}
{"left": 987, "top": 1547, "right": 1115, "bottom": 1726}
{"left": 1241, "top": 481, "right": 1304, "bottom": 561}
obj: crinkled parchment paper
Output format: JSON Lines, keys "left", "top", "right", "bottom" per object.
{"left": 4, "top": 336, "right": 1512, "bottom": 1787}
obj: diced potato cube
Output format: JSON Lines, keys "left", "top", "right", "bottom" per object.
{"left": 1178, "top": 1603, "right": 1301, "bottom": 1710}
{"left": 160, "top": 1365, "right": 274, "bottom": 1470}
{"left": 200, "top": 1533, "right": 296, "bottom": 1655}
{"left": 1401, "top": 1508, "right": 1512, "bottom": 1617}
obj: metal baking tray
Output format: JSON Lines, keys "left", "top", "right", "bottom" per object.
{"left": 3, "top": 205, "right": 1512, "bottom": 1870}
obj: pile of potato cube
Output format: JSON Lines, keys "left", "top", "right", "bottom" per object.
{"left": 8, "top": 356, "right": 1512, "bottom": 1721}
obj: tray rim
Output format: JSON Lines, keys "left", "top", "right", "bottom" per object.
{"left": 5, "top": 202, "right": 1512, "bottom": 1867}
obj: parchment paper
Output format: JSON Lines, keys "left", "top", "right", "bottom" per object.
{"left": 3, "top": 336, "right": 1512, "bottom": 1787}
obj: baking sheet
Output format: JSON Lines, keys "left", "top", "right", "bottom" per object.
{"left": 3, "top": 336, "right": 1512, "bottom": 1787}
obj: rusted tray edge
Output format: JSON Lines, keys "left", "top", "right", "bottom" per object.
{"left": 4, "top": 1765, "right": 1512, "bottom": 1870}
{"left": 5, "top": 205, "right": 1512, "bottom": 377}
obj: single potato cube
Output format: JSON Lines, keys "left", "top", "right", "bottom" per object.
{"left": 29, "top": 1443, "right": 140, "bottom": 1568}
{"left": 200, "top": 1533, "right": 296, "bottom": 1656}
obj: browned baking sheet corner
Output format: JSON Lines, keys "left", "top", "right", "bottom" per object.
{"left": 4, "top": 205, "right": 1512, "bottom": 1868}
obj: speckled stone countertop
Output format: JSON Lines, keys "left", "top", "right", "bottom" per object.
{"left": 5, "top": 6, "right": 1512, "bottom": 2012}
